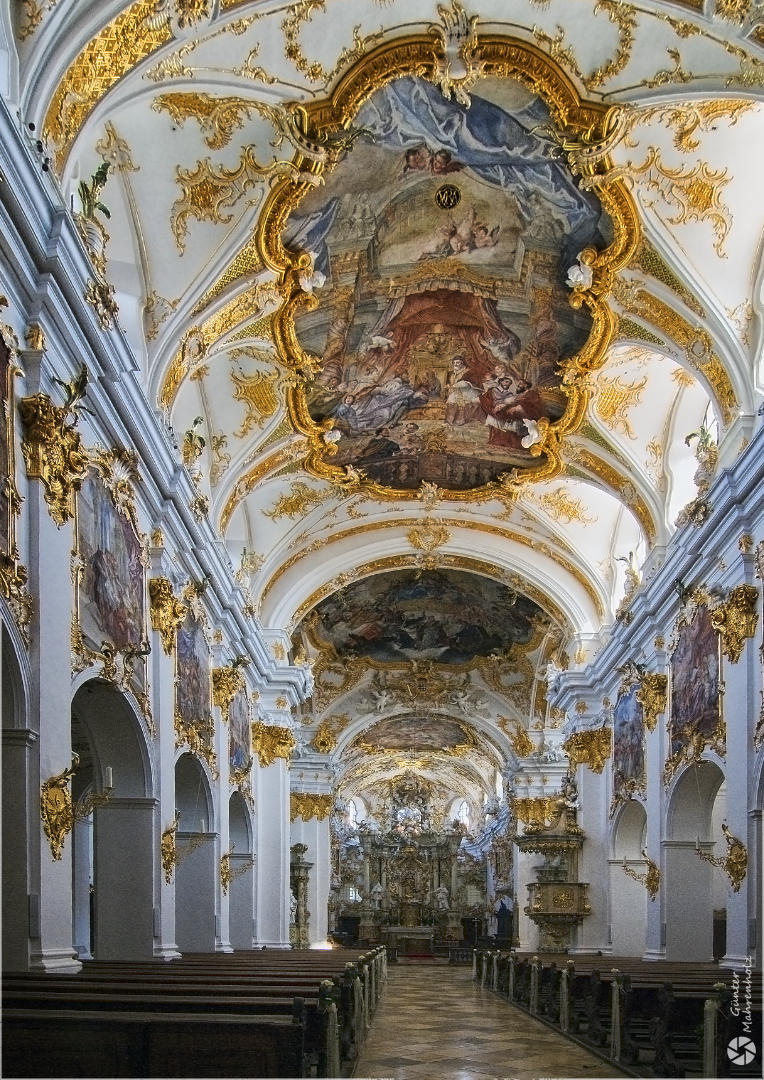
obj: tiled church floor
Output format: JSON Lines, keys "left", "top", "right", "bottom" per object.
{"left": 354, "top": 966, "right": 626, "bottom": 1080}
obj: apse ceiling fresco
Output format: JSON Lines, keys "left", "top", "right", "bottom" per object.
{"left": 10, "top": 0, "right": 764, "bottom": 801}
{"left": 304, "top": 569, "right": 546, "bottom": 667}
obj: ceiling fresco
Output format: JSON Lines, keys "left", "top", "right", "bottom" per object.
{"left": 352, "top": 714, "right": 476, "bottom": 755}
{"left": 303, "top": 567, "right": 546, "bottom": 667}
{"left": 8, "top": 0, "right": 764, "bottom": 801}
{"left": 289, "top": 75, "right": 605, "bottom": 492}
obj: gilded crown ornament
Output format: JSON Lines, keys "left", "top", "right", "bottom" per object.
{"left": 148, "top": 577, "right": 187, "bottom": 654}
{"left": 212, "top": 663, "right": 246, "bottom": 716}
{"left": 290, "top": 792, "right": 334, "bottom": 822}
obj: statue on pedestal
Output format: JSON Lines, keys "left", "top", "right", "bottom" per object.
{"left": 433, "top": 884, "right": 450, "bottom": 911}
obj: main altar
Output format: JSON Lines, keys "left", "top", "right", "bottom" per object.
{"left": 332, "top": 772, "right": 488, "bottom": 950}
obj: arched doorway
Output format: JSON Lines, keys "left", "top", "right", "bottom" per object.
{"left": 610, "top": 800, "right": 647, "bottom": 956}
{"left": 665, "top": 759, "right": 725, "bottom": 962}
{"left": 228, "top": 791, "right": 255, "bottom": 950}
{"left": 2, "top": 620, "right": 32, "bottom": 970}
{"left": 71, "top": 679, "right": 155, "bottom": 961}
{"left": 174, "top": 752, "right": 216, "bottom": 952}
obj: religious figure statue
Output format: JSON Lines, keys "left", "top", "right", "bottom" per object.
{"left": 370, "top": 882, "right": 384, "bottom": 908}
{"left": 289, "top": 889, "right": 298, "bottom": 924}
{"left": 433, "top": 884, "right": 450, "bottom": 911}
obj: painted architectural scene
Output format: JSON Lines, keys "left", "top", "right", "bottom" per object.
{"left": 287, "top": 76, "right": 606, "bottom": 490}
{"left": 611, "top": 682, "right": 645, "bottom": 809}
{"left": 355, "top": 714, "right": 474, "bottom": 754}
{"left": 229, "top": 686, "right": 251, "bottom": 772}
{"left": 77, "top": 469, "right": 145, "bottom": 654}
{"left": 176, "top": 610, "right": 213, "bottom": 737}
{"left": 669, "top": 604, "right": 722, "bottom": 758}
{"left": 306, "top": 568, "right": 544, "bottom": 666}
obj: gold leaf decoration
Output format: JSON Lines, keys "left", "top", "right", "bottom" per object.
{"left": 148, "top": 577, "right": 187, "bottom": 655}
{"left": 281, "top": 0, "right": 384, "bottom": 84}
{"left": 534, "top": 488, "right": 598, "bottom": 526}
{"left": 40, "top": 759, "right": 78, "bottom": 860}
{"left": 635, "top": 672, "right": 667, "bottom": 732}
{"left": 497, "top": 716, "right": 535, "bottom": 758}
{"left": 290, "top": 792, "right": 333, "bottom": 821}
{"left": 563, "top": 728, "right": 612, "bottom": 772}
{"left": 231, "top": 365, "right": 280, "bottom": 438}
{"left": 252, "top": 722, "right": 295, "bottom": 767}
{"left": 594, "top": 375, "right": 648, "bottom": 439}
{"left": 18, "top": 392, "right": 89, "bottom": 527}
{"left": 154, "top": 92, "right": 266, "bottom": 149}
{"left": 311, "top": 714, "right": 350, "bottom": 753}
{"left": 43, "top": 2, "right": 173, "bottom": 172}
{"left": 709, "top": 584, "right": 759, "bottom": 663}
{"left": 262, "top": 480, "right": 333, "bottom": 521}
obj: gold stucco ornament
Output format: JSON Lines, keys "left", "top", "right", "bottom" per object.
{"left": 710, "top": 583, "right": 759, "bottom": 663}
{"left": 40, "top": 757, "right": 79, "bottom": 860}
{"left": 148, "top": 577, "right": 188, "bottom": 654}
{"left": 563, "top": 727, "right": 612, "bottom": 773}
{"left": 290, "top": 792, "right": 334, "bottom": 822}
{"left": 697, "top": 822, "right": 747, "bottom": 892}
{"left": 252, "top": 721, "right": 296, "bottom": 767}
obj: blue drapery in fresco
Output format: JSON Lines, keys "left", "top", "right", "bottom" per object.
{"left": 358, "top": 77, "right": 599, "bottom": 244}
{"left": 285, "top": 78, "right": 602, "bottom": 274}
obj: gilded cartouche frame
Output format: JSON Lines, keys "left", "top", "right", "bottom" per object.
{"left": 664, "top": 599, "right": 725, "bottom": 785}
{"left": 71, "top": 453, "right": 152, "bottom": 723}
{"left": 255, "top": 33, "right": 641, "bottom": 502}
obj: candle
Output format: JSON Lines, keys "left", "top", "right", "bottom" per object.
{"left": 696, "top": 836, "right": 700, "bottom": 851}
{"left": 200, "top": 819, "right": 205, "bottom": 834}
{"left": 622, "top": 855, "right": 627, "bottom": 866}
{"left": 105, "top": 766, "right": 113, "bottom": 789}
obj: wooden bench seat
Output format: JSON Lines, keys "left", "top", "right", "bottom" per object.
{"left": 3, "top": 1007, "right": 305, "bottom": 1079}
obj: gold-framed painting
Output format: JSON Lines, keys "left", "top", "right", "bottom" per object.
{"left": 610, "top": 663, "right": 646, "bottom": 815}
{"left": 255, "top": 32, "right": 640, "bottom": 502}
{"left": 0, "top": 306, "right": 31, "bottom": 640}
{"left": 72, "top": 449, "right": 152, "bottom": 723}
{"left": 665, "top": 598, "right": 724, "bottom": 783}
{"left": 228, "top": 685, "right": 253, "bottom": 780}
{"left": 175, "top": 607, "right": 216, "bottom": 775}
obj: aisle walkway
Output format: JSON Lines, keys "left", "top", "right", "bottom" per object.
{"left": 355, "top": 966, "right": 625, "bottom": 1080}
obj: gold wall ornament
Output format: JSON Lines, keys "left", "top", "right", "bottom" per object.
{"left": 406, "top": 520, "right": 451, "bottom": 553}
{"left": 697, "top": 822, "right": 747, "bottom": 891}
{"left": 190, "top": 492, "right": 209, "bottom": 520}
{"left": 89, "top": 446, "right": 143, "bottom": 541}
{"left": 231, "top": 365, "right": 280, "bottom": 437}
{"left": 148, "top": 577, "right": 187, "bottom": 654}
{"left": 533, "top": 0, "right": 636, "bottom": 92}
{"left": 171, "top": 146, "right": 321, "bottom": 255}
{"left": 85, "top": 278, "right": 120, "bottom": 330}
{"left": 252, "top": 721, "right": 295, "bottom": 767}
{"left": 275, "top": 695, "right": 289, "bottom": 709}
{"left": 609, "top": 149, "right": 732, "bottom": 259}
{"left": 18, "top": 0, "right": 53, "bottom": 42}
{"left": 272, "top": 642, "right": 286, "bottom": 660}
{"left": 594, "top": 374, "right": 648, "bottom": 439}
{"left": 18, "top": 390, "right": 89, "bottom": 527}
{"left": 709, "top": 584, "right": 758, "bottom": 663}
{"left": 428, "top": 0, "right": 484, "bottom": 106}
{"left": 40, "top": 757, "right": 78, "bottom": 861}
{"left": 263, "top": 480, "right": 334, "bottom": 521}
{"left": 219, "top": 443, "right": 308, "bottom": 533}
{"left": 212, "top": 664, "right": 246, "bottom": 716}
{"left": 311, "top": 713, "right": 350, "bottom": 753}
{"left": 497, "top": 716, "right": 535, "bottom": 758}
{"left": 563, "top": 728, "right": 612, "bottom": 773}
{"left": 715, "top": 0, "right": 752, "bottom": 22}
{"left": 290, "top": 792, "right": 333, "bottom": 821}
{"left": 622, "top": 848, "right": 660, "bottom": 899}
{"left": 1, "top": 319, "right": 33, "bottom": 643}
{"left": 533, "top": 488, "right": 598, "bottom": 526}
{"left": 256, "top": 32, "right": 639, "bottom": 503}
{"left": 635, "top": 672, "right": 668, "bottom": 733}
{"left": 43, "top": 2, "right": 173, "bottom": 173}
{"left": 154, "top": 92, "right": 273, "bottom": 150}
{"left": 220, "top": 845, "right": 256, "bottom": 894}
{"left": 281, "top": 0, "right": 384, "bottom": 85}
{"left": 161, "top": 813, "right": 180, "bottom": 884}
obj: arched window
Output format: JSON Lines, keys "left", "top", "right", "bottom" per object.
{"left": 458, "top": 800, "right": 470, "bottom": 827}
{"left": 347, "top": 799, "right": 357, "bottom": 827}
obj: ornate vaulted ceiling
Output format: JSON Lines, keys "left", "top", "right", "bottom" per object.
{"left": 8, "top": 0, "right": 764, "bottom": 799}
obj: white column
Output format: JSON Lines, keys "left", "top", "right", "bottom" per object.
{"left": 291, "top": 811, "right": 332, "bottom": 948}
{"left": 609, "top": 858, "right": 647, "bottom": 956}
{"left": 722, "top": 569, "right": 757, "bottom": 969}
{"left": 72, "top": 816, "right": 93, "bottom": 959}
{"left": 644, "top": 640, "right": 667, "bottom": 961}
{"left": 254, "top": 757, "right": 291, "bottom": 946}
{"left": 212, "top": 658, "right": 232, "bottom": 953}
{"left": 664, "top": 840, "right": 714, "bottom": 961}
{"left": 572, "top": 762, "right": 609, "bottom": 952}
{"left": 28, "top": 465, "right": 80, "bottom": 972}
{"left": 150, "top": 546, "right": 180, "bottom": 960}
{"left": 94, "top": 799, "right": 156, "bottom": 959}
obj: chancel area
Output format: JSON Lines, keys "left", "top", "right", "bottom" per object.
{"left": 1, "top": 0, "right": 763, "bottom": 1077}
